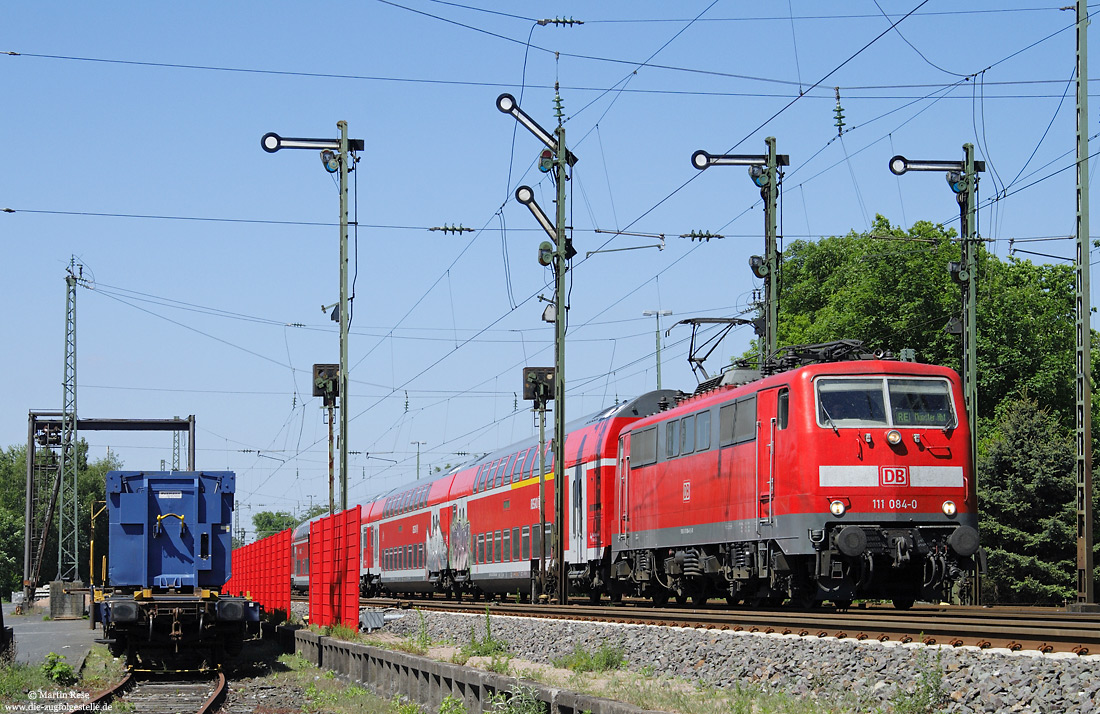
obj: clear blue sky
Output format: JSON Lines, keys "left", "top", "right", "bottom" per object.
{"left": 2, "top": 2, "right": 1094, "bottom": 535}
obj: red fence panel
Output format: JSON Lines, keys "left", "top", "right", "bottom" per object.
{"left": 309, "top": 507, "right": 360, "bottom": 627}
{"left": 225, "top": 529, "right": 291, "bottom": 617}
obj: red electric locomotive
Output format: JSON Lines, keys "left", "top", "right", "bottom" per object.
{"left": 611, "top": 358, "right": 980, "bottom": 609}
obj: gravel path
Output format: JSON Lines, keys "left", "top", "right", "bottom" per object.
{"left": 382, "top": 608, "right": 1100, "bottom": 714}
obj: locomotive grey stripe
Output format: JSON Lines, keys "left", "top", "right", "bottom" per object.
{"left": 818, "top": 465, "right": 963, "bottom": 488}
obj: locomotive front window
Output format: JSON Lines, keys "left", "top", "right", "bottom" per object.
{"left": 888, "top": 379, "right": 955, "bottom": 427}
{"left": 816, "top": 377, "right": 955, "bottom": 428}
{"left": 817, "top": 379, "right": 888, "bottom": 426}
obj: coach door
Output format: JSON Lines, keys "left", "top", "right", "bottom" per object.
{"left": 617, "top": 434, "right": 630, "bottom": 541}
{"left": 756, "top": 389, "right": 778, "bottom": 526}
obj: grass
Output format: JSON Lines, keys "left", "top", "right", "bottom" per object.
{"left": 550, "top": 643, "right": 625, "bottom": 673}
{"left": 891, "top": 649, "right": 946, "bottom": 714}
{"left": 275, "top": 652, "right": 416, "bottom": 714}
{"left": 0, "top": 662, "right": 55, "bottom": 704}
{"left": 0, "top": 645, "right": 128, "bottom": 705}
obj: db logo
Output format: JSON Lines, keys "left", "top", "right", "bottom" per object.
{"left": 880, "top": 466, "right": 909, "bottom": 486}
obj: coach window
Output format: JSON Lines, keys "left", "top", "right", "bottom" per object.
{"left": 502, "top": 529, "right": 511, "bottom": 562}
{"left": 519, "top": 447, "right": 534, "bottom": 481}
{"left": 532, "top": 523, "right": 541, "bottom": 559}
{"left": 494, "top": 531, "right": 502, "bottom": 562}
{"left": 522, "top": 526, "right": 531, "bottom": 560}
{"left": 631, "top": 426, "right": 657, "bottom": 467}
{"left": 498, "top": 454, "right": 515, "bottom": 488}
{"left": 477, "top": 534, "right": 485, "bottom": 564}
{"left": 507, "top": 451, "right": 523, "bottom": 485}
{"left": 512, "top": 527, "right": 521, "bottom": 560}
{"left": 680, "top": 415, "right": 696, "bottom": 455}
{"left": 665, "top": 420, "right": 679, "bottom": 459}
{"left": 696, "top": 411, "right": 711, "bottom": 451}
{"left": 419, "top": 544, "right": 425, "bottom": 568}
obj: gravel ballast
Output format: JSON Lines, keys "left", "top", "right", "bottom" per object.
{"left": 382, "top": 608, "right": 1099, "bottom": 714}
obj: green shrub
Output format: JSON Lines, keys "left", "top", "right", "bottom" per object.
{"left": 487, "top": 683, "right": 547, "bottom": 714}
{"left": 41, "top": 653, "right": 76, "bottom": 686}
{"left": 439, "top": 694, "right": 467, "bottom": 714}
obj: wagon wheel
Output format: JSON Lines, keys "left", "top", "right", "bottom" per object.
{"left": 651, "top": 589, "right": 669, "bottom": 607}
{"left": 892, "top": 598, "right": 915, "bottom": 611}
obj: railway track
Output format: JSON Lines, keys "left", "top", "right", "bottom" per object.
{"left": 73, "top": 672, "right": 227, "bottom": 714}
{"left": 312, "top": 595, "right": 1100, "bottom": 655}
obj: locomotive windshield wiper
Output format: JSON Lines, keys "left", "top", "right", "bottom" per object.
{"left": 820, "top": 404, "right": 840, "bottom": 436}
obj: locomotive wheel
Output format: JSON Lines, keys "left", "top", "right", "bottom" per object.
{"left": 892, "top": 598, "right": 915, "bottom": 610}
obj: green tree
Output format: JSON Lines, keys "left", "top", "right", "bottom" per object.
{"left": 298, "top": 504, "right": 329, "bottom": 522}
{"left": 774, "top": 215, "right": 1077, "bottom": 427}
{"left": 0, "top": 441, "right": 120, "bottom": 595}
{"left": 252, "top": 511, "right": 298, "bottom": 540}
{"left": 977, "top": 397, "right": 1076, "bottom": 604}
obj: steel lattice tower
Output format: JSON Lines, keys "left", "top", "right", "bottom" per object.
{"left": 172, "top": 415, "right": 181, "bottom": 470}
{"left": 57, "top": 260, "right": 79, "bottom": 581}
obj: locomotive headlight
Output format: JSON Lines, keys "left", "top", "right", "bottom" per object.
{"left": 942, "top": 500, "right": 957, "bottom": 517}
{"left": 829, "top": 500, "right": 847, "bottom": 516}
{"left": 886, "top": 429, "right": 902, "bottom": 445}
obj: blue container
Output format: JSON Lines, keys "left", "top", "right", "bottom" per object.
{"left": 107, "top": 471, "right": 235, "bottom": 590}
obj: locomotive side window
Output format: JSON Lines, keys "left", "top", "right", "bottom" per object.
{"left": 665, "top": 421, "right": 679, "bottom": 459}
{"left": 888, "top": 379, "right": 955, "bottom": 427}
{"left": 720, "top": 399, "right": 756, "bottom": 445}
{"left": 719, "top": 404, "right": 735, "bottom": 445}
{"left": 696, "top": 411, "right": 711, "bottom": 451}
{"left": 680, "top": 416, "right": 695, "bottom": 455}
{"left": 817, "top": 378, "right": 887, "bottom": 426}
{"left": 777, "top": 388, "right": 789, "bottom": 429}
{"left": 631, "top": 426, "right": 658, "bottom": 467}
